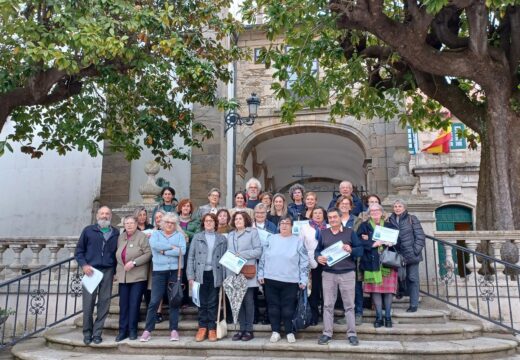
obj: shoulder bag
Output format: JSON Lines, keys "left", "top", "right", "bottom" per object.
{"left": 234, "top": 232, "right": 257, "bottom": 279}
{"left": 380, "top": 247, "right": 405, "bottom": 269}
{"left": 167, "top": 249, "right": 184, "bottom": 308}
{"left": 216, "top": 287, "right": 228, "bottom": 339}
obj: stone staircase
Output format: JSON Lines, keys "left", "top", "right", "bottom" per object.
{"left": 11, "top": 298, "right": 520, "bottom": 359}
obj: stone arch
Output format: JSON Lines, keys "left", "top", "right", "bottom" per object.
{"left": 237, "top": 119, "right": 371, "bottom": 168}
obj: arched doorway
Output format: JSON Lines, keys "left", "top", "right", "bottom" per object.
{"left": 236, "top": 122, "right": 370, "bottom": 207}
{"left": 436, "top": 204, "right": 474, "bottom": 277}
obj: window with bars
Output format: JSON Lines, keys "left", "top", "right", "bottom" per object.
{"left": 407, "top": 126, "right": 418, "bottom": 154}
{"left": 450, "top": 123, "right": 466, "bottom": 149}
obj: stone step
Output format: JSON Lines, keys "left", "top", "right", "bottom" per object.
{"left": 107, "top": 305, "right": 448, "bottom": 324}
{"left": 76, "top": 317, "right": 482, "bottom": 341}
{"left": 22, "top": 325, "right": 518, "bottom": 360}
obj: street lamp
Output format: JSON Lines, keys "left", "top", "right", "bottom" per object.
{"left": 224, "top": 93, "right": 261, "bottom": 133}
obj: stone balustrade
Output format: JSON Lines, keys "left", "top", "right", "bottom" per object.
{"left": 0, "top": 236, "right": 78, "bottom": 280}
{"left": 433, "top": 230, "right": 520, "bottom": 264}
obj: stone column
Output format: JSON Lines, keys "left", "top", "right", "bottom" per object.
{"left": 383, "top": 147, "right": 441, "bottom": 290}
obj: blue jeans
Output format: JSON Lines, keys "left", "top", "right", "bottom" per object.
{"left": 145, "top": 270, "right": 180, "bottom": 332}
{"left": 239, "top": 288, "right": 255, "bottom": 332}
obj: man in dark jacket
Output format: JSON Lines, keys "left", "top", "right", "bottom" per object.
{"left": 388, "top": 199, "right": 425, "bottom": 312}
{"left": 315, "top": 208, "right": 363, "bottom": 346}
{"left": 75, "top": 206, "right": 119, "bottom": 345}
{"left": 328, "top": 180, "right": 363, "bottom": 216}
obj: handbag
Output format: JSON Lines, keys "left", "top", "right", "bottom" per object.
{"left": 380, "top": 247, "right": 404, "bottom": 269}
{"left": 167, "top": 249, "right": 184, "bottom": 308}
{"left": 216, "top": 287, "right": 228, "bottom": 339}
{"left": 240, "top": 264, "right": 256, "bottom": 279}
{"left": 291, "top": 288, "right": 313, "bottom": 332}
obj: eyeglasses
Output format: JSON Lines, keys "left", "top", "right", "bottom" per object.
{"left": 279, "top": 221, "right": 291, "bottom": 225}
{"left": 255, "top": 212, "right": 267, "bottom": 215}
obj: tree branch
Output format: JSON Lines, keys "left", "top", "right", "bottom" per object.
{"left": 507, "top": 6, "right": 520, "bottom": 84}
{"left": 466, "top": 0, "right": 489, "bottom": 56}
{"left": 412, "top": 69, "right": 485, "bottom": 133}
{"left": 431, "top": 6, "right": 469, "bottom": 49}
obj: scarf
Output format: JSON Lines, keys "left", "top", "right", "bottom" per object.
{"left": 309, "top": 220, "right": 327, "bottom": 240}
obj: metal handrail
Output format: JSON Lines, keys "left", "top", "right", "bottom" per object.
{"left": 421, "top": 235, "right": 520, "bottom": 334}
{"left": 0, "top": 256, "right": 96, "bottom": 348}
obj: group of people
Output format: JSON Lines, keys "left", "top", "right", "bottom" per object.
{"left": 75, "top": 178, "right": 425, "bottom": 347}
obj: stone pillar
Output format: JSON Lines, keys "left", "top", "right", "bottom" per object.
{"left": 190, "top": 99, "right": 227, "bottom": 207}
{"left": 383, "top": 147, "right": 441, "bottom": 289}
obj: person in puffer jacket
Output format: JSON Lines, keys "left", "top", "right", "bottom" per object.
{"left": 388, "top": 199, "right": 425, "bottom": 312}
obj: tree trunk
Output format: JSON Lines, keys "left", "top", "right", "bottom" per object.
{"left": 476, "top": 90, "right": 518, "bottom": 230}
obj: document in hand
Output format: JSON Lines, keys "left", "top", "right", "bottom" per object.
{"left": 192, "top": 281, "right": 201, "bottom": 307}
{"left": 321, "top": 240, "right": 350, "bottom": 267}
{"left": 219, "top": 250, "right": 247, "bottom": 274}
{"left": 81, "top": 267, "right": 104, "bottom": 294}
{"left": 372, "top": 226, "right": 399, "bottom": 245}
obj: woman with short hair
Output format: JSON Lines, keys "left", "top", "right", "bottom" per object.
{"left": 259, "top": 192, "right": 273, "bottom": 215}
{"left": 357, "top": 204, "right": 397, "bottom": 328}
{"left": 389, "top": 199, "right": 425, "bottom": 313}
{"left": 187, "top": 213, "right": 227, "bottom": 342}
{"left": 227, "top": 211, "right": 262, "bottom": 341}
{"left": 288, "top": 183, "right": 306, "bottom": 221}
{"left": 115, "top": 216, "right": 151, "bottom": 341}
{"left": 216, "top": 209, "right": 233, "bottom": 234}
{"left": 335, "top": 195, "right": 357, "bottom": 229}
{"left": 140, "top": 212, "right": 186, "bottom": 342}
{"left": 258, "top": 216, "right": 308, "bottom": 343}
{"left": 151, "top": 187, "right": 178, "bottom": 226}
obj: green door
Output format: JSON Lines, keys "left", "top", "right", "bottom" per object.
{"left": 435, "top": 205, "right": 473, "bottom": 276}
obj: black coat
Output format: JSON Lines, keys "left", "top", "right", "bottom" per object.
{"left": 389, "top": 211, "right": 425, "bottom": 265}
{"left": 357, "top": 220, "right": 394, "bottom": 271}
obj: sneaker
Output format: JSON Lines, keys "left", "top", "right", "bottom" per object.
{"left": 286, "top": 333, "right": 296, "bottom": 343}
{"left": 270, "top": 331, "right": 281, "bottom": 343}
{"left": 139, "top": 330, "right": 151, "bottom": 342}
{"left": 318, "top": 334, "right": 332, "bottom": 345}
{"left": 170, "top": 330, "right": 180, "bottom": 341}
{"left": 348, "top": 336, "right": 359, "bottom": 346}
{"left": 355, "top": 314, "right": 363, "bottom": 326}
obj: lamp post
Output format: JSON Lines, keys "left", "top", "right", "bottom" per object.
{"left": 224, "top": 93, "right": 261, "bottom": 133}
{"left": 225, "top": 93, "right": 261, "bottom": 207}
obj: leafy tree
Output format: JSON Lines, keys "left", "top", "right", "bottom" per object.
{"left": 242, "top": 0, "right": 520, "bottom": 230}
{"left": 0, "top": 0, "right": 244, "bottom": 166}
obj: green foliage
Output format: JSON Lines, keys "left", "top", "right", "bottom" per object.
{"left": 0, "top": 0, "right": 245, "bottom": 167}
{"left": 240, "top": 0, "right": 517, "bottom": 139}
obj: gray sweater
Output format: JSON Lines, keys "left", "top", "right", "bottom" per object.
{"left": 258, "top": 234, "right": 308, "bottom": 285}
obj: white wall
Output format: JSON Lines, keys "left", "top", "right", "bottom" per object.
{"left": 0, "top": 120, "right": 102, "bottom": 237}
{"left": 129, "top": 135, "right": 192, "bottom": 203}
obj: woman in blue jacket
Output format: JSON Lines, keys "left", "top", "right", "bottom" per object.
{"left": 140, "top": 212, "right": 186, "bottom": 342}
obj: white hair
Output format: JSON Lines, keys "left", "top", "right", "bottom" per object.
{"left": 246, "top": 177, "right": 262, "bottom": 192}
{"left": 393, "top": 199, "right": 407, "bottom": 209}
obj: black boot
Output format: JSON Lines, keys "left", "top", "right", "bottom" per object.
{"left": 385, "top": 317, "right": 392, "bottom": 328}
{"left": 374, "top": 315, "right": 384, "bottom": 328}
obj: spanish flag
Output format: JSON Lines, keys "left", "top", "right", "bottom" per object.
{"left": 421, "top": 127, "right": 452, "bottom": 154}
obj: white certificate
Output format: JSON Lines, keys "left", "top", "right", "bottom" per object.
{"left": 192, "top": 281, "right": 201, "bottom": 307}
{"left": 219, "top": 250, "right": 247, "bottom": 274}
{"left": 81, "top": 267, "right": 104, "bottom": 294}
{"left": 321, "top": 240, "right": 350, "bottom": 267}
{"left": 372, "top": 226, "right": 399, "bottom": 245}
{"left": 292, "top": 221, "right": 308, "bottom": 235}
